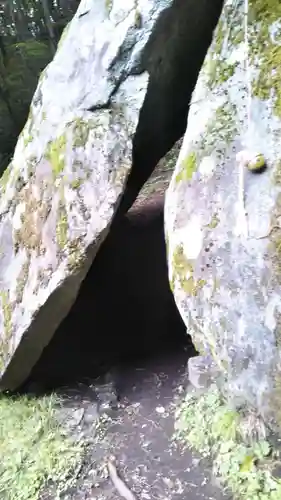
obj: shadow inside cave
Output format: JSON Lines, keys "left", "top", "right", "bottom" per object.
{"left": 22, "top": 192, "right": 196, "bottom": 393}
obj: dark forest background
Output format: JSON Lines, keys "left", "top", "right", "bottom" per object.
{"left": 0, "top": 0, "right": 79, "bottom": 175}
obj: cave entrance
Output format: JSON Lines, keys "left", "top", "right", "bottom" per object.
{"left": 24, "top": 155, "right": 195, "bottom": 393}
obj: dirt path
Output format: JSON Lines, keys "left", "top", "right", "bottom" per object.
{"left": 50, "top": 345, "right": 232, "bottom": 500}
{"left": 42, "top": 147, "right": 232, "bottom": 500}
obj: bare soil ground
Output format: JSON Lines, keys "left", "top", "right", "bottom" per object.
{"left": 47, "top": 345, "right": 232, "bottom": 500}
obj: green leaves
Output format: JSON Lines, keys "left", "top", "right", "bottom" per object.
{"left": 174, "top": 386, "right": 281, "bottom": 500}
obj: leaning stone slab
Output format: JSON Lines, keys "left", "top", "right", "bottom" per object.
{"left": 0, "top": 0, "right": 177, "bottom": 391}
{"left": 165, "top": 0, "right": 281, "bottom": 432}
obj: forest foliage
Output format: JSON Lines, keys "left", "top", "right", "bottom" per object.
{"left": 0, "top": 0, "right": 79, "bottom": 174}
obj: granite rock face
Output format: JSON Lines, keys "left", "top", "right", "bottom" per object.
{"left": 165, "top": 0, "right": 281, "bottom": 432}
{"left": 0, "top": 0, "right": 223, "bottom": 390}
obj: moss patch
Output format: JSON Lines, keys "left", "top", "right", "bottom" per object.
{"left": 45, "top": 134, "right": 66, "bottom": 179}
{"left": 207, "top": 212, "right": 220, "bottom": 229}
{"left": 56, "top": 188, "right": 68, "bottom": 251}
{"left": 67, "top": 238, "right": 85, "bottom": 273}
{"left": 0, "top": 290, "right": 13, "bottom": 372}
{"left": 208, "top": 0, "right": 281, "bottom": 117}
{"left": 0, "top": 291, "right": 12, "bottom": 339}
{"left": 203, "top": 102, "right": 238, "bottom": 156}
{"left": 249, "top": 0, "right": 281, "bottom": 117}
{"left": 171, "top": 244, "right": 206, "bottom": 295}
{"left": 175, "top": 386, "right": 281, "bottom": 500}
{"left": 0, "top": 393, "right": 83, "bottom": 500}
{"left": 175, "top": 152, "right": 197, "bottom": 183}
{"left": 105, "top": 0, "right": 113, "bottom": 15}
{"left": 73, "top": 118, "right": 91, "bottom": 148}
{"left": 15, "top": 257, "right": 31, "bottom": 304}
{"left": 13, "top": 187, "right": 51, "bottom": 256}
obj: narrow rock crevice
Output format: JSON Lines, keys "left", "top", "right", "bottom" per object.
{"left": 116, "top": 0, "right": 224, "bottom": 216}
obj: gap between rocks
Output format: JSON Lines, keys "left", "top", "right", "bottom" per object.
{"left": 22, "top": 184, "right": 195, "bottom": 394}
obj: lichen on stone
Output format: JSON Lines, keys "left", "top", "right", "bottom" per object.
{"left": 134, "top": 6, "right": 142, "bottom": 29}
{"left": 203, "top": 102, "right": 238, "bottom": 155}
{"left": 70, "top": 178, "right": 83, "bottom": 190}
{"left": 205, "top": 1, "right": 242, "bottom": 89}
{"left": 249, "top": 0, "right": 281, "bottom": 117}
{"left": 207, "top": 0, "right": 281, "bottom": 117}
{"left": 206, "top": 213, "right": 220, "bottom": 229}
{"left": 67, "top": 239, "right": 85, "bottom": 273}
{"left": 45, "top": 133, "right": 67, "bottom": 179}
{"left": 56, "top": 188, "right": 68, "bottom": 252}
{"left": 0, "top": 291, "right": 12, "bottom": 339}
{"left": 15, "top": 257, "right": 31, "bottom": 304}
{"left": 175, "top": 152, "right": 197, "bottom": 183}
{"left": 171, "top": 244, "right": 206, "bottom": 296}
{"left": 0, "top": 290, "right": 13, "bottom": 371}
{"left": 13, "top": 186, "right": 51, "bottom": 255}
{"left": 72, "top": 118, "right": 91, "bottom": 148}
{"left": 105, "top": 0, "right": 113, "bottom": 15}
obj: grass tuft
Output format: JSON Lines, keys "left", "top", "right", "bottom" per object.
{"left": 0, "top": 392, "right": 83, "bottom": 500}
{"left": 174, "top": 386, "right": 281, "bottom": 500}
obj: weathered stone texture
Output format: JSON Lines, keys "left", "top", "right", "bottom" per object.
{"left": 0, "top": 0, "right": 223, "bottom": 390}
{"left": 165, "top": 0, "right": 281, "bottom": 430}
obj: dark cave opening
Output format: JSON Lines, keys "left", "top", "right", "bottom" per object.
{"left": 22, "top": 191, "right": 196, "bottom": 393}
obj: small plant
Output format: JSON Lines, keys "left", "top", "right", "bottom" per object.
{"left": 174, "top": 386, "right": 281, "bottom": 500}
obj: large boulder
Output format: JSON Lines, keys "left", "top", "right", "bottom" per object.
{"left": 165, "top": 0, "right": 281, "bottom": 432}
{"left": 0, "top": 0, "right": 223, "bottom": 390}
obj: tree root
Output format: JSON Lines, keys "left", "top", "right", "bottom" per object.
{"left": 107, "top": 459, "right": 137, "bottom": 500}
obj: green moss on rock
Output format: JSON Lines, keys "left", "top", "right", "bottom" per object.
{"left": 134, "top": 9, "right": 142, "bottom": 29}
{"left": 45, "top": 134, "right": 66, "bottom": 179}
{"left": 208, "top": 0, "right": 281, "bottom": 117}
{"left": 105, "top": 0, "right": 113, "bottom": 15}
{"left": 70, "top": 178, "right": 82, "bottom": 190}
{"left": 23, "top": 133, "right": 33, "bottom": 148}
{"left": 73, "top": 118, "right": 91, "bottom": 148}
{"left": 67, "top": 239, "right": 85, "bottom": 273}
{"left": 171, "top": 244, "right": 206, "bottom": 296}
{"left": 249, "top": 0, "right": 281, "bottom": 117}
{"left": 0, "top": 291, "right": 12, "bottom": 339}
{"left": 203, "top": 103, "right": 238, "bottom": 155}
{"left": 13, "top": 187, "right": 50, "bottom": 255}
{"left": 56, "top": 193, "right": 68, "bottom": 251}
{"left": 0, "top": 291, "right": 13, "bottom": 372}
{"left": 207, "top": 213, "right": 220, "bottom": 229}
{"left": 15, "top": 258, "right": 30, "bottom": 304}
{"left": 175, "top": 152, "right": 197, "bottom": 183}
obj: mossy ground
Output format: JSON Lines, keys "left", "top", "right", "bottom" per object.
{"left": 0, "top": 393, "right": 84, "bottom": 500}
{"left": 175, "top": 386, "right": 281, "bottom": 500}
